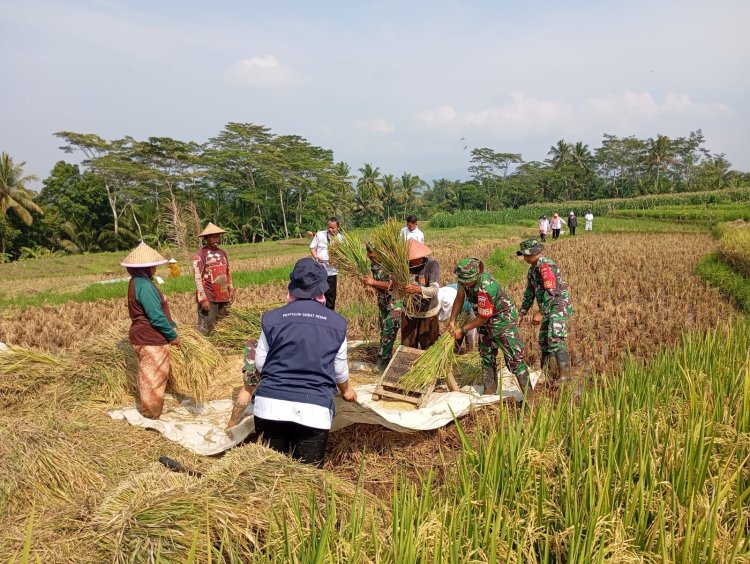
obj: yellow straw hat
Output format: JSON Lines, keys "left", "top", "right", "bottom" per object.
{"left": 120, "top": 242, "right": 168, "bottom": 268}
{"left": 198, "top": 222, "right": 227, "bottom": 237}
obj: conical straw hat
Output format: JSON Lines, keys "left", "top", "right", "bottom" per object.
{"left": 120, "top": 242, "right": 168, "bottom": 268}
{"left": 407, "top": 239, "right": 432, "bottom": 260}
{"left": 199, "top": 222, "right": 227, "bottom": 237}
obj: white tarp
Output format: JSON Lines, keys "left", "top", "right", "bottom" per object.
{"left": 108, "top": 369, "right": 540, "bottom": 456}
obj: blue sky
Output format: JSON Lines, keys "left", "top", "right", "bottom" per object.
{"left": 2, "top": 0, "right": 748, "bottom": 186}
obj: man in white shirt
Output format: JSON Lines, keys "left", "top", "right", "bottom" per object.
{"left": 309, "top": 217, "right": 344, "bottom": 310}
{"left": 400, "top": 214, "right": 425, "bottom": 243}
{"left": 584, "top": 210, "right": 594, "bottom": 232}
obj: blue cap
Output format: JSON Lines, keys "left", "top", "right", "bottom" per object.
{"left": 288, "top": 257, "right": 329, "bottom": 299}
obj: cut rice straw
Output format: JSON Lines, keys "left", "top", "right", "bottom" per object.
{"left": 210, "top": 304, "right": 274, "bottom": 352}
{"left": 370, "top": 220, "right": 417, "bottom": 315}
{"left": 329, "top": 230, "right": 371, "bottom": 277}
{"left": 0, "top": 344, "right": 65, "bottom": 405}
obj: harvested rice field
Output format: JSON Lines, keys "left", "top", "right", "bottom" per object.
{"left": 1, "top": 224, "right": 749, "bottom": 561}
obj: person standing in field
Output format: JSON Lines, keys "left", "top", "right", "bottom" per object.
{"left": 517, "top": 239, "right": 574, "bottom": 384}
{"left": 309, "top": 217, "right": 344, "bottom": 310}
{"left": 400, "top": 214, "right": 425, "bottom": 243}
{"left": 122, "top": 242, "right": 181, "bottom": 419}
{"left": 550, "top": 213, "right": 565, "bottom": 240}
{"left": 538, "top": 215, "right": 550, "bottom": 242}
{"left": 398, "top": 240, "right": 440, "bottom": 350}
{"left": 361, "top": 242, "right": 402, "bottom": 373}
{"left": 448, "top": 258, "right": 531, "bottom": 395}
{"left": 585, "top": 210, "right": 594, "bottom": 232}
{"left": 227, "top": 258, "right": 357, "bottom": 466}
{"left": 567, "top": 211, "right": 578, "bottom": 236}
{"left": 193, "top": 222, "right": 235, "bottom": 335}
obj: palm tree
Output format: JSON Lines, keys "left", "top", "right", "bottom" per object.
{"left": 571, "top": 142, "right": 593, "bottom": 172}
{"left": 399, "top": 172, "right": 427, "bottom": 215}
{"left": 381, "top": 174, "right": 401, "bottom": 219}
{"left": 0, "top": 152, "right": 42, "bottom": 254}
{"left": 356, "top": 164, "right": 384, "bottom": 200}
{"left": 547, "top": 140, "right": 572, "bottom": 169}
{"left": 646, "top": 135, "right": 676, "bottom": 192}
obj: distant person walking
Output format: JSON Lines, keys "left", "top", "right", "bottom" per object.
{"left": 550, "top": 213, "right": 566, "bottom": 240}
{"left": 194, "top": 223, "right": 235, "bottom": 335}
{"left": 567, "top": 212, "right": 578, "bottom": 236}
{"left": 309, "top": 217, "right": 344, "bottom": 310}
{"left": 585, "top": 210, "right": 594, "bottom": 232}
{"left": 538, "top": 215, "right": 550, "bottom": 242}
{"left": 400, "top": 214, "right": 425, "bottom": 243}
{"left": 122, "top": 242, "right": 180, "bottom": 419}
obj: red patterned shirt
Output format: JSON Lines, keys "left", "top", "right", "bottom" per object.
{"left": 193, "top": 246, "right": 233, "bottom": 303}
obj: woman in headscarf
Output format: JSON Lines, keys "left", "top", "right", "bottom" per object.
{"left": 122, "top": 242, "right": 180, "bottom": 419}
{"left": 550, "top": 213, "right": 566, "bottom": 240}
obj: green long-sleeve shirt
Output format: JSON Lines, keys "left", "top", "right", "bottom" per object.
{"left": 131, "top": 276, "right": 177, "bottom": 342}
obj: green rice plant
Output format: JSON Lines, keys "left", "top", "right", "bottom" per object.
{"left": 696, "top": 253, "right": 750, "bottom": 313}
{"left": 718, "top": 224, "right": 750, "bottom": 277}
{"left": 329, "top": 231, "right": 370, "bottom": 277}
{"left": 369, "top": 220, "right": 417, "bottom": 315}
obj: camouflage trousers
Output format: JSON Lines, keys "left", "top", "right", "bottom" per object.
{"left": 378, "top": 306, "right": 402, "bottom": 360}
{"left": 538, "top": 306, "right": 572, "bottom": 354}
{"left": 479, "top": 321, "right": 530, "bottom": 381}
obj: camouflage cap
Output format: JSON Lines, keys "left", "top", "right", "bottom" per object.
{"left": 454, "top": 257, "right": 482, "bottom": 283}
{"left": 516, "top": 238, "right": 544, "bottom": 256}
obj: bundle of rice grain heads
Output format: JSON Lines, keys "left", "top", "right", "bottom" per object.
{"left": 329, "top": 230, "right": 370, "bottom": 277}
{"left": 76, "top": 326, "right": 226, "bottom": 405}
{"left": 370, "top": 220, "right": 417, "bottom": 314}
{"left": 210, "top": 305, "right": 270, "bottom": 352}
{"left": 90, "top": 443, "right": 386, "bottom": 562}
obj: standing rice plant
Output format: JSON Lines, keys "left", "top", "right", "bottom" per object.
{"left": 370, "top": 220, "right": 416, "bottom": 315}
{"left": 329, "top": 231, "right": 370, "bottom": 277}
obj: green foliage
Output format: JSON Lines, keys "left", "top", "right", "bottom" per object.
{"left": 484, "top": 245, "right": 528, "bottom": 286}
{"left": 696, "top": 253, "right": 750, "bottom": 313}
{"left": 717, "top": 224, "right": 750, "bottom": 277}
{"left": 610, "top": 203, "right": 750, "bottom": 223}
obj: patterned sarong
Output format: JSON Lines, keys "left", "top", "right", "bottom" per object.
{"left": 131, "top": 343, "right": 170, "bottom": 419}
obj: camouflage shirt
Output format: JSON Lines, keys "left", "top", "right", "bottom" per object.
{"left": 520, "top": 256, "right": 572, "bottom": 316}
{"left": 371, "top": 262, "right": 398, "bottom": 312}
{"left": 463, "top": 272, "right": 518, "bottom": 325}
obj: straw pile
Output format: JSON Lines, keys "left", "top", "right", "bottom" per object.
{"left": 90, "top": 443, "right": 387, "bottom": 562}
{"left": 210, "top": 304, "right": 272, "bottom": 352}
{"left": 0, "top": 344, "right": 65, "bottom": 407}
{"left": 369, "top": 220, "right": 416, "bottom": 315}
{"left": 75, "top": 326, "right": 227, "bottom": 405}
{"left": 329, "top": 230, "right": 370, "bottom": 277}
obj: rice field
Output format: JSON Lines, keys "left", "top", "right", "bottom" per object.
{"left": 1, "top": 221, "right": 748, "bottom": 561}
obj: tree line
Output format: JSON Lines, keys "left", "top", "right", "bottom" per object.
{"left": 1, "top": 123, "right": 747, "bottom": 261}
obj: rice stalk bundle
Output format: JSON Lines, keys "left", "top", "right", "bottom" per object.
{"left": 329, "top": 230, "right": 370, "bottom": 277}
{"left": 90, "top": 443, "right": 386, "bottom": 562}
{"left": 210, "top": 305, "right": 272, "bottom": 352}
{"left": 75, "top": 326, "right": 226, "bottom": 405}
{"left": 370, "top": 220, "right": 417, "bottom": 314}
{"left": 453, "top": 351, "right": 482, "bottom": 386}
{"left": 0, "top": 344, "right": 65, "bottom": 406}
{"left": 397, "top": 313, "right": 471, "bottom": 391}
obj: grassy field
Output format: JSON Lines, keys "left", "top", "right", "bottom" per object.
{"left": 1, "top": 215, "right": 749, "bottom": 561}
{"left": 609, "top": 203, "right": 750, "bottom": 223}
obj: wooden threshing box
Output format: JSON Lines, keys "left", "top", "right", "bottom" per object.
{"left": 371, "top": 345, "right": 435, "bottom": 408}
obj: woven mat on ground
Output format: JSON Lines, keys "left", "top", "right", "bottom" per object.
{"left": 108, "top": 369, "right": 540, "bottom": 456}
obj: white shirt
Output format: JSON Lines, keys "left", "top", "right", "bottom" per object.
{"left": 538, "top": 219, "right": 549, "bottom": 233}
{"left": 550, "top": 217, "right": 565, "bottom": 229}
{"left": 400, "top": 226, "right": 425, "bottom": 243}
{"left": 253, "top": 330, "right": 349, "bottom": 430}
{"left": 585, "top": 213, "right": 594, "bottom": 222}
{"left": 437, "top": 286, "right": 458, "bottom": 322}
{"left": 310, "top": 229, "right": 343, "bottom": 276}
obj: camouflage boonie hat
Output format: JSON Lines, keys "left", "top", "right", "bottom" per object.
{"left": 516, "top": 238, "right": 544, "bottom": 256}
{"left": 454, "top": 257, "right": 482, "bottom": 283}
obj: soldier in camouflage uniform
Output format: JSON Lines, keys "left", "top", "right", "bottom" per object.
{"left": 448, "top": 258, "right": 532, "bottom": 395}
{"left": 362, "top": 242, "right": 402, "bottom": 372}
{"left": 516, "top": 238, "right": 574, "bottom": 384}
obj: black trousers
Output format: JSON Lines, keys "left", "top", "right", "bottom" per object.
{"left": 539, "top": 232, "right": 547, "bottom": 242}
{"left": 552, "top": 228, "right": 561, "bottom": 240}
{"left": 325, "top": 275, "right": 337, "bottom": 310}
{"left": 254, "top": 416, "right": 330, "bottom": 467}
{"left": 569, "top": 226, "right": 577, "bottom": 236}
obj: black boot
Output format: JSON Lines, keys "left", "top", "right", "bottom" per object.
{"left": 556, "top": 350, "right": 572, "bottom": 384}
{"left": 516, "top": 369, "right": 532, "bottom": 395}
{"left": 482, "top": 367, "right": 498, "bottom": 395}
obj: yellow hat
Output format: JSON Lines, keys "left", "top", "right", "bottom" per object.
{"left": 120, "top": 242, "right": 168, "bottom": 268}
{"left": 199, "top": 222, "right": 227, "bottom": 237}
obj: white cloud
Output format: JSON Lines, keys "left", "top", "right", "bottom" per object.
{"left": 353, "top": 118, "right": 395, "bottom": 134}
{"left": 226, "top": 55, "right": 298, "bottom": 87}
{"left": 414, "top": 91, "right": 732, "bottom": 139}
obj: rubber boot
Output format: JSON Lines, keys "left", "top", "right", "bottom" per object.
{"left": 515, "top": 370, "right": 532, "bottom": 396}
{"left": 555, "top": 350, "right": 572, "bottom": 384}
{"left": 375, "top": 357, "right": 390, "bottom": 374}
{"left": 482, "top": 367, "right": 498, "bottom": 395}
